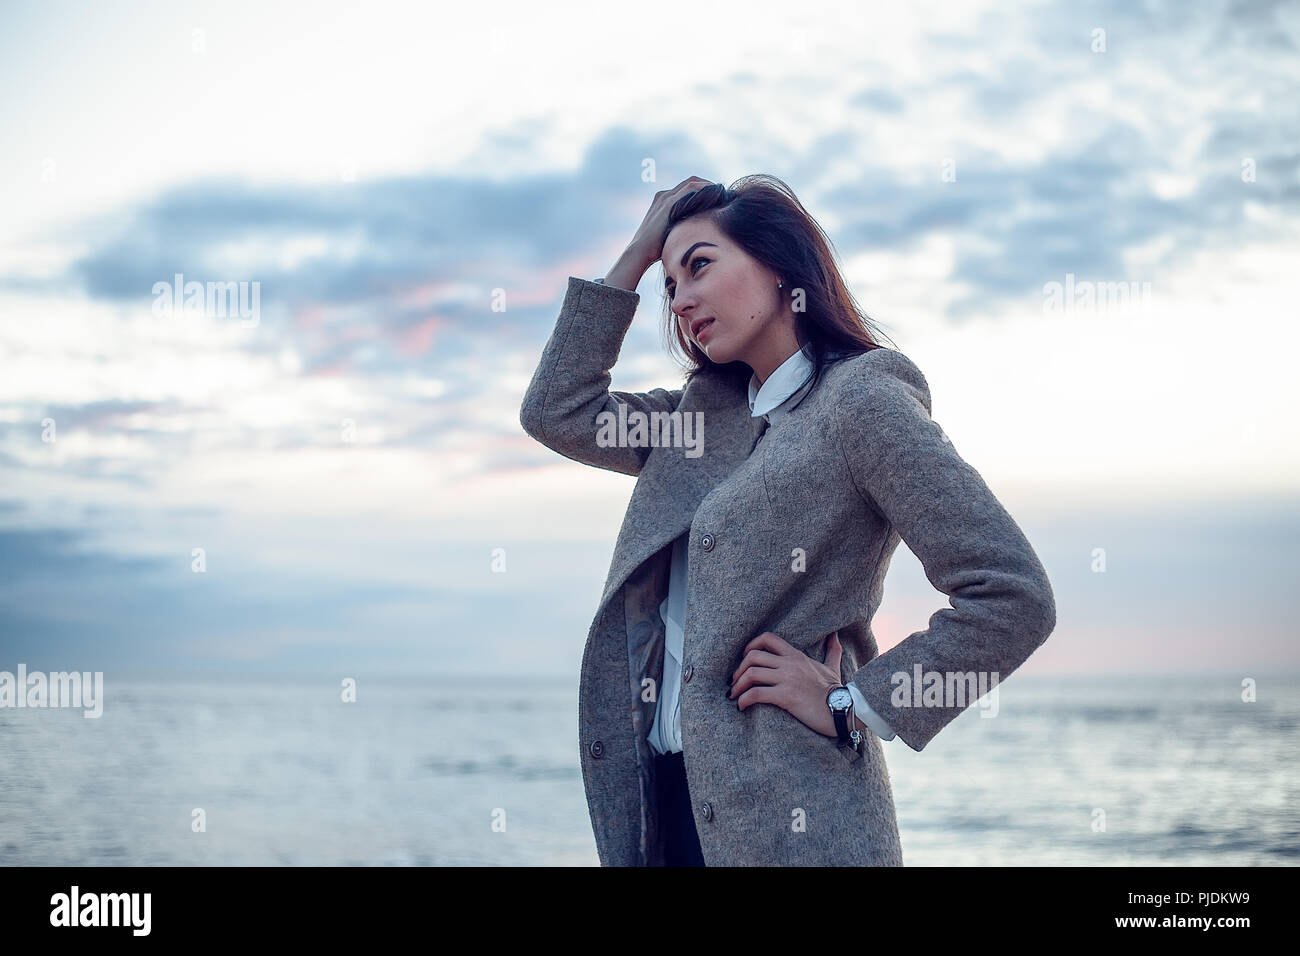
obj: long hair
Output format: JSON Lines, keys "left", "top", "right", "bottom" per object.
{"left": 658, "top": 174, "right": 896, "bottom": 394}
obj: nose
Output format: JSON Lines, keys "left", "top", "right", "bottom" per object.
{"left": 670, "top": 293, "right": 698, "bottom": 323}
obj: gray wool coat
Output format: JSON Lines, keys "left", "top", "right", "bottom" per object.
{"left": 519, "top": 276, "right": 1057, "bottom": 867}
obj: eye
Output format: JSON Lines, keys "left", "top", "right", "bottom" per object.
{"left": 667, "top": 256, "right": 710, "bottom": 301}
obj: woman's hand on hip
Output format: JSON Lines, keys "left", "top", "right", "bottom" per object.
{"left": 727, "top": 630, "right": 845, "bottom": 739}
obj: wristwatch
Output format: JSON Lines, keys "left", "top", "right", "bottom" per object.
{"left": 826, "top": 685, "right": 863, "bottom": 752}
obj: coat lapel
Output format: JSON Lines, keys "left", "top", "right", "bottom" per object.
{"left": 597, "top": 366, "right": 765, "bottom": 616}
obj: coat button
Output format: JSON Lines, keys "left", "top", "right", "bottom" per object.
{"left": 683, "top": 663, "right": 694, "bottom": 683}
{"left": 700, "top": 533, "right": 714, "bottom": 551}
{"left": 588, "top": 739, "right": 604, "bottom": 758}
{"left": 700, "top": 801, "right": 713, "bottom": 821}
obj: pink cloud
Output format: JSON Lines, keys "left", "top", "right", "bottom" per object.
{"left": 397, "top": 315, "right": 447, "bottom": 356}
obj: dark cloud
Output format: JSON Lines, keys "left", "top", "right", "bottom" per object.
{"left": 0, "top": 525, "right": 463, "bottom": 672}
{"left": 6, "top": 59, "right": 1291, "bottom": 335}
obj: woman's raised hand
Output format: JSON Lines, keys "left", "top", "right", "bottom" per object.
{"left": 628, "top": 176, "right": 715, "bottom": 263}
{"left": 604, "top": 176, "right": 715, "bottom": 291}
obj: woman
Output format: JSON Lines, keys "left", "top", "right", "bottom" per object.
{"left": 520, "top": 175, "right": 1057, "bottom": 866}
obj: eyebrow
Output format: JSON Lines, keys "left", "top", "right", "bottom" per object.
{"left": 664, "top": 241, "right": 718, "bottom": 290}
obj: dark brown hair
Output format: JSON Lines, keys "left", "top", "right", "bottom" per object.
{"left": 658, "top": 174, "right": 896, "bottom": 393}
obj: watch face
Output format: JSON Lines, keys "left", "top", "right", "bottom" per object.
{"left": 828, "top": 687, "right": 852, "bottom": 709}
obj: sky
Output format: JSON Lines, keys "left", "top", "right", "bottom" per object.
{"left": 0, "top": 0, "right": 1297, "bottom": 680}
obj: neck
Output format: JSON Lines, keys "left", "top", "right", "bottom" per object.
{"left": 751, "top": 340, "right": 803, "bottom": 387}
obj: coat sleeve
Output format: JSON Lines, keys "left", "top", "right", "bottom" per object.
{"left": 519, "top": 276, "right": 685, "bottom": 478}
{"left": 833, "top": 348, "right": 1056, "bottom": 752}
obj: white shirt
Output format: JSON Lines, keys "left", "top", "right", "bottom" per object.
{"left": 647, "top": 347, "right": 897, "bottom": 755}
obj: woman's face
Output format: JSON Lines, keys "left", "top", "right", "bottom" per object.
{"left": 661, "top": 218, "right": 792, "bottom": 379}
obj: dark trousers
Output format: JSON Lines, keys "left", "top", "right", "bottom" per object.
{"left": 654, "top": 750, "right": 706, "bottom": 866}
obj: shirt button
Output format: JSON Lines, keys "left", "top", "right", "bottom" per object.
{"left": 588, "top": 739, "right": 604, "bottom": 758}
{"left": 683, "top": 664, "right": 694, "bottom": 683}
{"left": 700, "top": 801, "right": 714, "bottom": 822}
{"left": 700, "top": 533, "right": 714, "bottom": 551}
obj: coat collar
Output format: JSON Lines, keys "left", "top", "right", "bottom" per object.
{"left": 747, "top": 347, "right": 815, "bottom": 429}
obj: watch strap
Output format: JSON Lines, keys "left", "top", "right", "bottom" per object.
{"left": 827, "top": 685, "right": 852, "bottom": 745}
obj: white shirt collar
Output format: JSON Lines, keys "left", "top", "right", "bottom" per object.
{"left": 747, "top": 347, "right": 815, "bottom": 428}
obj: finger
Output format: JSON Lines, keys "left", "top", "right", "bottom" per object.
{"left": 729, "top": 665, "right": 781, "bottom": 699}
{"left": 825, "top": 632, "right": 843, "bottom": 668}
{"left": 731, "top": 649, "right": 783, "bottom": 682}
{"left": 742, "top": 631, "right": 790, "bottom": 657}
{"left": 735, "top": 683, "right": 778, "bottom": 712}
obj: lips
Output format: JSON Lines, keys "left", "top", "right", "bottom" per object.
{"left": 691, "top": 316, "right": 715, "bottom": 339}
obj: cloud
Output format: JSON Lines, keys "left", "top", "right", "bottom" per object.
{"left": 0, "top": 524, "right": 469, "bottom": 673}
